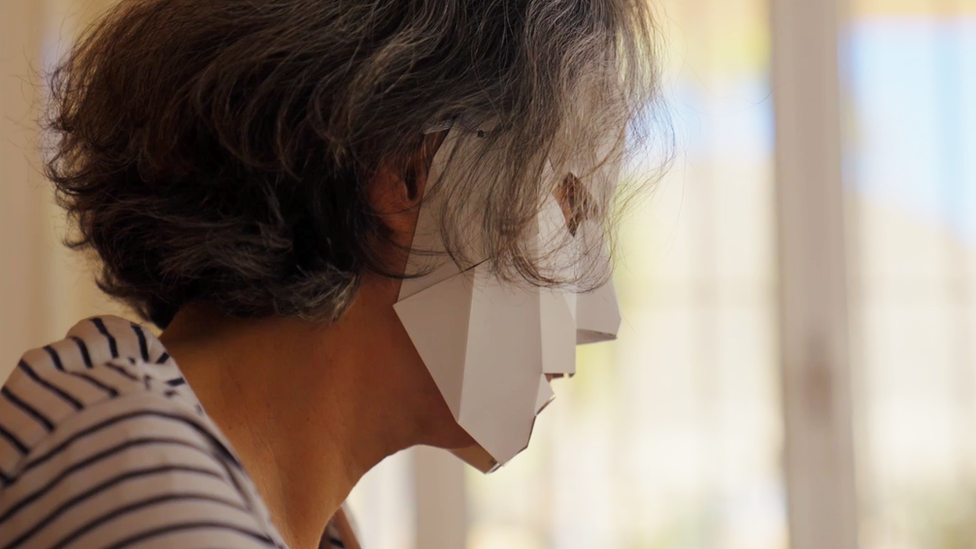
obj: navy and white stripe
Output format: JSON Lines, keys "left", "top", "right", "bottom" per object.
{"left": 0, "top": 316, "right": 351, "bottom": 549}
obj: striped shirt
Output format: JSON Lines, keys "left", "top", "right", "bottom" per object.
{"left": 0, "top": 316, "right": 353, "bottom": 549}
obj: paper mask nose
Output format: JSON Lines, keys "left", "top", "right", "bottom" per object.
{"left": 575, "top": 279, "right": 621, "bottom": 344}
{"left": 540, "top": 275, "right": 621, "bottom": 377}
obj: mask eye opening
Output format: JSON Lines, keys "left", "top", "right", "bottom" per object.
{"left": 554, "top": 172, "right": 594, "bottom": 237}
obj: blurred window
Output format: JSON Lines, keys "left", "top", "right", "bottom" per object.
{"left": 845, "top": 1, "right": 976, "bottom": 547}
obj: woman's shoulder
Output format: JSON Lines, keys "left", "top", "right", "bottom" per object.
{"left": 0, "top": 316, "right": 287, "bottom": 548}
{"left": 10, "top": 315, "right": 186, "bottom": 400}
{"left": 0, "top": 315, "right": 220, "bottom": 484}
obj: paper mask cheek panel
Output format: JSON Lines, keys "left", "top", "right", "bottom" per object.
{"left": 393, "top": 264, "right": 545, "bottom": 472}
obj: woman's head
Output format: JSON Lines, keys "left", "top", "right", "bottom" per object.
{"left": 45, "top": 0, "right": 663, "bottom": 329}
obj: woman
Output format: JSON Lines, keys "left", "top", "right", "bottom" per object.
{"left": 0, "top": 0, "right": 660, "bottom": 547}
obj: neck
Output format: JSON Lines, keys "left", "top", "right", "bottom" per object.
{"left": 159, "top": 301, "right": 421, "bottom": 549}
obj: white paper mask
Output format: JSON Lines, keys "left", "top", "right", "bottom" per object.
{"left": 393, "top": 122, "right": 621, "bottom": 473}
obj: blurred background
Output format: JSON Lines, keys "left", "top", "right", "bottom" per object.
{"left": 1, "top": 0, "right": 974, "bottom": 548}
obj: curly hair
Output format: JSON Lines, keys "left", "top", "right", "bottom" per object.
{"left": 44, "top": 0, "right": 666, "bottom": 329}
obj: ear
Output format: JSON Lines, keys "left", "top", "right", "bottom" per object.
{"left": 367, "top": 131, "right": 448, "bottom": 246}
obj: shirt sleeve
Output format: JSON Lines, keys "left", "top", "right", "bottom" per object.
{"left": 0, "top": 390, "right": 279, "bottom": 549}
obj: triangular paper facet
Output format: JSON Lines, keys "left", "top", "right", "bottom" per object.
{"left": 393, "top": 270, "right": 475, "bottom": 417}
{"left": 540, "top": 288, "right": 577, "bottom": 376}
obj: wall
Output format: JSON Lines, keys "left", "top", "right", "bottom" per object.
{"left": 0, "top": 0, "right": 125, "bottom": 380}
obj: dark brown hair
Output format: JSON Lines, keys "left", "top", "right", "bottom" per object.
{"left": 44, "top": 0, "right": 666, "bottom": 328}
